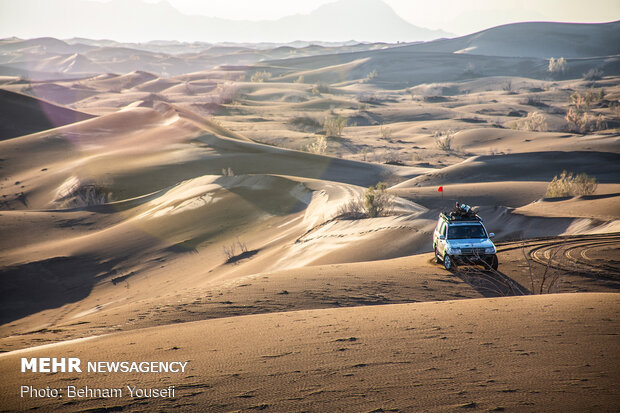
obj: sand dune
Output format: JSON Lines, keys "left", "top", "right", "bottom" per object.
{"left": 403, "top": 21, "right": 620, "bottom": 58}
{"left": 396, "top": 151, "right": 620, "bottom": 187}
{"left": 0, "top": 89, "right": 94, "bottom": 139}
{"left": 1, "top": 293, "right": 618, "bottom": 412}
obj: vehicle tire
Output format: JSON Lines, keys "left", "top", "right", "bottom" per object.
{"left": 489, "top": 255, "right": 499, "bottom": 271}
{"left": 434, "top": 246, "right": 441, "bottom": 263}
{"left": 443, "top": 254, "right": 454, "bottom": 271}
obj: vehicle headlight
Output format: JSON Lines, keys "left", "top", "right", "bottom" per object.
{"left": 485, "top": 247, "right": 495, "bottom": 254}
{"left": 449, "top": 248, "right": 461, "bottom": 255}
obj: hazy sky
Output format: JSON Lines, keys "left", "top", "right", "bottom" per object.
{"left": 1, "top": 0, "right": 618, "bottom": 41}
{"left": 154, "top": 0, "right": 619, "bottom": 35}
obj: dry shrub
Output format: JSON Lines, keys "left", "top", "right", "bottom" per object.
{"left": 583, "top": 68, "right": 603, "bottom": 81}
{"left": 433, "top": 130, "right": 454, "bottom": 151}
{"left": 521, "top": 95, "right": 547, "bottom": 107}
{"left": 337, "top": 182, "right": 394, "bottom": 219}
{"left": 565, "top": 90, "right": 607, "bottom": 133}
{"left": 548, "top": 57, "right": 567, "bottom": 76}
{"left": 305, "top": 135, "right": 327, "bottom": 154}
{"left": 324, "top": 114, "right": 347, "bottom": 137}
{"left": 250, "top": 71, "right": 271, "bottom": 82}
{"left": 382, "top": 149, "right": 403, "bottom": 165}
{"left": 289, "top": 115, "right": 322, "bottom": 132}
{"left": 380, "top": 126, "right": 392, "bottom": 140}
{"left": 521, "top": 241, "right": 564, "bottom": 294}
{"left": 367, "top": 69, "right": 378, "bottom": 80}
{"left": 545, "top": 171, "right": 598, "bottom": 198}
{"left": 337, "top": 197, "right": 365, "bottom": 219}
{"left": 54, "top": 177, "right": 109, "bottom": 208}
{"left": 217, "top": 83, "right": 238, "bottom": 104}
{"left": 512, "top": 111, "right": 547, "bottom": 131}
{"left": 312, "top": 83, "right": 330, "bottom": 95}
{"left": 223, "top": 238, "right": 248, "bottom": 263}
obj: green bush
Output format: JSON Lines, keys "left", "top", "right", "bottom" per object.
{"left": 364, "top": 182, "right": 393, "bottom": 217}
{"left": 337, "top": 182, "right": 394, "bottom": 219}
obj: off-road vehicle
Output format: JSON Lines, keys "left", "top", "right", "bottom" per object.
{"left": 432, "top": 203, "right": 498, "bottom": 271}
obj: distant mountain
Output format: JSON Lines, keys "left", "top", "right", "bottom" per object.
{"left": 0, "top": 0, "right": 451, "bottom": 43}
{"left": 398, "top": 21, "right": 620, "bottom": 58}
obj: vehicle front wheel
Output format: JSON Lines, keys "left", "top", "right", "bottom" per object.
{"left": 487, "top": 255, "right": 499, "bottom": 271}
{"left": 443, "top": 254, "right": 455, "bottom": 271}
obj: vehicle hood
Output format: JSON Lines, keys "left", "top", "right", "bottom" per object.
{"left": 446, "top": 239, "right": 495, "bottom": 248}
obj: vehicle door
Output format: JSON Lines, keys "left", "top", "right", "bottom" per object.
{"left": 437, "top": 221, "right": 448, "bottom": 256}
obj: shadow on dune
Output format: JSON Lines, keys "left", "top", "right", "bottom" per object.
{"left": 0, "top": 255, "right": 125, "bottom": 324}
{"left": 0, "top": 89, "right": 94, "bottom": 141}
{"left": 452, "top": 266, "right": 530, "bottom": 297}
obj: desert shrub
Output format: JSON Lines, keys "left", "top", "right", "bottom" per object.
{"left": 565, "top": 108, "right": 593, "bottom": 133}
{"left": 312, "top": 83, "right": 330, "bottom": 95}
{"left": 548, "top": 57, "right": 567, "bottom": 76}
{"left": 521, "top": 95, "right": 547, "bottom": 107}
{"left": 367, "top": 69, "right": 378, "bottom": 80}
{"left": 513, "top": 111, "right": 547, "bottom": 131}
{"left": 217, "top": 83, "right": 238, "bottom": 104}
{"left": 323, "top": 114, "right": 347, "bottom": 137}
{"left": 250, "top": 71, "right": 271, "bottom": 82}
{"left": 520, "top": 241, "right": 564, "bottom": 294}
{"left": 337, "top": 197, "right": 365, "bottom": 219}
{"left": 502, "top": 80, "right": 514, "bottom": 93}
{"left": 570, "top": 90, "right": 593, "bottom": 111}
{"left": 382, "top": 149, "right": 403, "bottom": 165}
{"left": 364, "top": 182, "right": 394, "bottom": 217}
{"left": 380, "top": 126, "right": 392, "bottom": 140}
{"left": 360, "top": 147, "right": 371, "bottom": 162}
{"left": 289, "top": 115, "right": 322, "bottom": 132}
{"left": 222, "top": 167, "right": 234, "bottom": 176}
{"left": 433, "top": 130, "right": 454, "bottom": 152}
{"left": 305, "top": 135, "right": 327, "bottom": 154}
{"left": 54, "top": 177, "right": 109, "bottom": 208}
{"left": 545, "top": 171, "right": 598, "bottom": 198}
{"left": 337, "top": 182, "right": 394, "bottom": 219}
{"left": 565, "top": 90, "right": 606, "bottom": 133}
{"left": 359, "top": 93, "right": 380, "bottom": 104}
{"left": 294, "top": 75, "right": 305, "bottom": 83}
{"left": 223, "top": 238, "right": 248, "bottom": 263}
{"left": 358, "top": 102, "right": 369, "bottom": 112}
{"left": 583, "top": 68, "right": 603, "bottom": 81}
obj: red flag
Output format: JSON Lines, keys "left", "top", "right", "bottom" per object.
{"left": 438, "top": 186, "right": 443, "bottom": 192}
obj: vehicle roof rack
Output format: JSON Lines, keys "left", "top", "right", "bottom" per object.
{"left": 440, "top": 202, "right": 483, "bottom": 222}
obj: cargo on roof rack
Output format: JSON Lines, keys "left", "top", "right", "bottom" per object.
{"left": 440, "top": 202, "right": 482, "bottom": 222}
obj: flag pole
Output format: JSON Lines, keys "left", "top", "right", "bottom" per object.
{"left": 438, "top": 185, "right": 443, "bottom": 208}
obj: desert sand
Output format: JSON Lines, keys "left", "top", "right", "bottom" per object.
{"left": 0, "top": 19, "right": 619, "bottom": 412}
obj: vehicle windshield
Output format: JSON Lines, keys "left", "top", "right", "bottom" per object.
{"left": 447, "top": 224, "right": 486, "bottom": 239}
